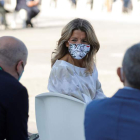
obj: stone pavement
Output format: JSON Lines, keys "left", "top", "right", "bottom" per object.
{"left": 0, "top": 8, "right": 140, "bottom": 133}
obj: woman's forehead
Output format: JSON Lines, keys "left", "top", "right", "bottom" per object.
{"left": 70, "top": 30, "right": 86, "bottom": 39}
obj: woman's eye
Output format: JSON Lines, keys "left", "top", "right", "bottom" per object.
{"left": 71, "top": 40, "right": 76, "bottom": 42}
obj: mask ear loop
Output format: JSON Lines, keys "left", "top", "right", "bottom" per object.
{"left": 0, "top": 66, "right": 3, "bottom": 70}
{"left": 16, "top": 62, "right": 24, "bottom": 79}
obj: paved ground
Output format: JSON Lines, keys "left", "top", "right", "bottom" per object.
{"left": 0, "top": 9, "right": 140, "bottom": 133}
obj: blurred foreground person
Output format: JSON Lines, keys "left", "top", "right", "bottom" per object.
{"left": 0, "top": 36, "right": 29, "bottom": 140}
{"left": 70, "top": 0, "right": 77, "bottom": 8}
{"left": 86, "top": 0, "right": 93, "bottom": 10}
{"left": 15, "top": 0, "right": 40, "bottom": 28}
{"left": 85, "top": 43, "right": 140, "bottom": 140}
{"left": 0, "top": 0, "right": 8, "bottom": 29}
{"left": 122, "top": 0, "right": 133, "bottom": 13}
{"left": 104, "top": 0, "right": 113, "bottom": 12}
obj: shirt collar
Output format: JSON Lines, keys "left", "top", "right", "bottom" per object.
{"left": 124, "top": 86, "right": 140, "bottom": 91}
{"left": 114, "top": 88, "right": 140, "bottom": 100}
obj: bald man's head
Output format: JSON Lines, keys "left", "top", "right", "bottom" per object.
{"left": 0, "top": 36, "right": 28, "bottom": 80}
{"left": 0, "top": 36, "right": 28, "bottom": 67}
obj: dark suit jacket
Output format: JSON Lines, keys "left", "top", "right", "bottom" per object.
{"left": 15, "top": 0, "right": 28, "bottom": 11}
{"left": 0, "top": 70, "right": 29, "bottom": 140}
{"left": 15, "top": 0, "right": 35, "bottom": 11}
{"left": 84, "top": 88, "right": 140, "bottom": 140}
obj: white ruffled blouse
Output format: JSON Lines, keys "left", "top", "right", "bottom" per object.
{"left": 47, "top": 60, "right": 106, "bottom": 103}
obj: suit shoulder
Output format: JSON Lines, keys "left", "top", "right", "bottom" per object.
{"left": 87, "top": 97, "right": 114, "bottom": 111}
{"left": 0, "top": 71, "right": 27, "bottom": 93}
{"left": 86, "top": 96, "right": 122, "bottom": 116}
{"left": 88, "top": 98, "right": 110, "bottom": 106}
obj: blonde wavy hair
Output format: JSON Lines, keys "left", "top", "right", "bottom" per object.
{"left": 51, "top": 18, "right": 100, "bottom": 74}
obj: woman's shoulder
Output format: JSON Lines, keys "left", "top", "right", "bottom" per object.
{"left": 51, "top": 59, "right": 74, "bottom": 75}
{"left": 91, "top": 64, "right": 98, "bottom": 78}
{"left": 50, "top": 60, "right": 75, "bottom": 80}
{"left": 53, "top": 59, "right": 71, "bottom": 68}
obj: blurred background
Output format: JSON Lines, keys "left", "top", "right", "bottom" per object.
{"left": 0, "top": 0, "right": 140, "bottom": 133}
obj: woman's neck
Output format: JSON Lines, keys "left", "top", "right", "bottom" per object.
{"left": 60, "top": 53, "right": 85, "bottom": 68}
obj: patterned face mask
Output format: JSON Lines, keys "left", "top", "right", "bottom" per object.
{"left": 68, "top": 43, "right": 90, "bottom": 60}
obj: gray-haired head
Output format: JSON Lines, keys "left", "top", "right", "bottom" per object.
{"left": 0, "top": 36, "right": 28, "bottom": 66}
{"left": 0, "top": 36, "right": 28, "bottom": 80}
{"left": 122, "top": 43, "right": 140, "bottom": 89}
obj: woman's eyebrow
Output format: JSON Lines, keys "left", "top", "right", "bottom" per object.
{"left": 70, "top": 37, "right": 77, "bottom": 39}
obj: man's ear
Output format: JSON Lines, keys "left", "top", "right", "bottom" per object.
{"left": 117, "top": 67, "right": 124, "bottom": 83}
{"left": 16, "top": 60, "right": 23, "bottom": 73}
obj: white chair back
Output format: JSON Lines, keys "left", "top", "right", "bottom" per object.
{"left": 35, "top": 92, "right": 86, "bottom": 140}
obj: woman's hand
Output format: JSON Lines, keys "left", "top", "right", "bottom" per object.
{"left": 27, "top": 0, "right": 40, "bottom": 7}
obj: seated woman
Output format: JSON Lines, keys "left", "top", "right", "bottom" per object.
{"left": 47, "top": 18, "right": 106, "bottom": 103}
